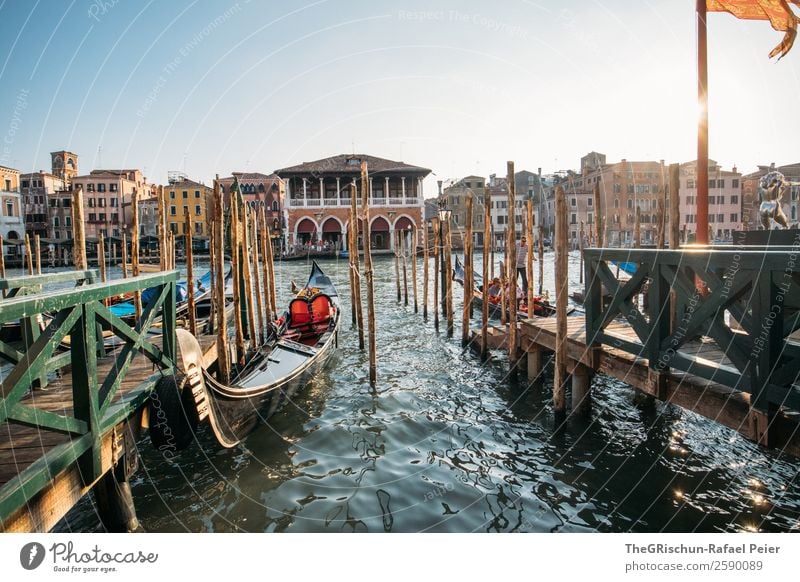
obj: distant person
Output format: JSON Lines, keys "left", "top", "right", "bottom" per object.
{"left": 516, "top": 237, "right": 534, "bottom": 290}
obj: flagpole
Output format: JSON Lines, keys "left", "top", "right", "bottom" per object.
{"left": 696, "top": 0, "right": 709, "bottom": 244}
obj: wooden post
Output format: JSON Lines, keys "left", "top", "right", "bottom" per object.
{"left": 360, "top": 161, "right": 377, "bottom": 385}
{"left": 213, "top": 177, "right": 230, "bottom": 382}
{"left": 538, "top": 224, "right": 544, "bottom": 295}
{"left": 0, "top": 234, "right": 5, "bottom": 284}
{"left": 634, "top": 206, "right": 641, "bottom": 248}
{"left": 696, "top": 0, "right": 709, "bottom": 245}
{"left": 157, "top": 185, "right": 166, "bottom": 271}
{"left": 593, "top": 182, "right": 603, "bottom": 247}
{"left": 481, "top": 190, "right": 490, "bottom": 359}
{"left": 433, "top": 217, "right": 440, "bottom": 330}
{"left": 121, "top": 232, "right": 128, "bottom": 278}
{"left": 131, "top": 190, "right": 141, "bottom": 321}
{"left": 669, "top": 163, "right": 680, "bottom": 249}
{"left": 554, "top": 186, "right": 568, "bottom": 412}
{"left": 24, "top": 234, "right": 33, "bottom": 275}
{"left": 462, "top": 194, "right": 473, "bottom": 347}
{"left": 251, "top": 211, "right": 264, "bottom": 343}
{"left": 490, "top": 223, "right": 495, "bottom": 279}
{"left": 499, "top": 258, "right": 507, "bottom": 327}
{"left": 259, "top": 208, "right": 272, "bottom": 321}
{"left": 98, "top": 233, "right": 107, "bottom": 283}
{"left": 401, "top": 231, "right": 408, "bottom": 306}
{"left": 34, "top": 234, "right": 41, "bottom": 275}
{"left": 506, "top": 161, "right": 517, "bottom": 372}
{"left": 579, "top": 220, "right": 585, "bottom": 284}
{"left": 348, "top": 199, "right": 357, "bottom": 326}
{"left": 350, "top": 183, "right": 365, "bottom": 349}
{"left": 394, "top": 231, "right": 402, "bottom": 302}
{"left": 185, "top": 212, "right": 197, "bottom": 336}
{"left": 445, "top": 216, "right": 454, "bottom": 338}
{"left": 265, "top": 222, "right": 277, "bottom": 319}
{"left": 230, "top": 192, "right": 245, "bottom": 365}
{"left": 422, "top": 223, "right": 429, "bottom": 320}
{"left": 411, "top": 226, "right": 418, "bottom": 313}
{"left": 571, "top": 363, "right": 591, "bottom": 416}
{"left": 72, "top": 186, "right": 86, "bottom": 271}
{"left": 526, "top": 199, "right": 534, "bottom": 316}
{"left": 241, "top": 207, "right": 257, "bottom": 351}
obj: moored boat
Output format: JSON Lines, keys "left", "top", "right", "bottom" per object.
{"left": 152, "top": 260, "right": 340, "bottom": 450}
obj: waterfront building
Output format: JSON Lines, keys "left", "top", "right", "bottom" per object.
{"left": 0, "top": 164, "right": 24, "bottom": 258}
{"left": 679, "top": 160, "right": 742, "bottom": 241}
{"left": 163, "top": 176, "right": 212, "bottom": 238}
{"left": 70, "top": 169, "right": 155, "bottom": 240}
{"left": 275, "top": 154, "right": 430, "bottom": 252}
{"left": 20, "top": 171, "right": 67, "bottom": 239}
{"left": 218, "top": 172, "right": 285, "bottom": 246}
{"left": 442, "top": 175, "right": 486, "bottom": 248}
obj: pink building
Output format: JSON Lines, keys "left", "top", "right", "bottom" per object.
{"left": 679, "top": 160, "right": 742, "bottom": 242}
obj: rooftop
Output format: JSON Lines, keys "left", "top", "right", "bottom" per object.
{"left": 276, "top": 154, "right": 431, "bottom": 176}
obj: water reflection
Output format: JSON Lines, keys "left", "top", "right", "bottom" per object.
{"left": 47, "top": 252, "right": 800, "bottom": 533}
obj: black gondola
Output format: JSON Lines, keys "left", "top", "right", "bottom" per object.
{"left": 165, "top": 260, "right": 340, "bottom": 449}
{"left": 453, "top": 256, "right": 560, "bottom": 319}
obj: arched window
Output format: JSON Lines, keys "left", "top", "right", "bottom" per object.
{"left": 258, "top": 184, "right": 266, "bottom": 193}
{"left": 272, "top": 201, "right": 278, "bottom": 212}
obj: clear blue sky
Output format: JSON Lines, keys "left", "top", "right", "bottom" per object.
{"left": 0, "top": 0, "right": 798, "bottom": 192}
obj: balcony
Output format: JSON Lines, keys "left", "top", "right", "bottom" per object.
{"left": 287, "top": 197, "right": 421, "bottom": 208}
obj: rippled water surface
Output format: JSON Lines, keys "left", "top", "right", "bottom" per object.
{"left": 49, "top": 252, "right": 800, "bottom": 532}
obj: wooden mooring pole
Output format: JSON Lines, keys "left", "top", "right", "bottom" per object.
{"left": 131, "top": 190, "right": 142, "bottom": 321}
{"left": 433, "top": 217, "right": 440, "bottom": 330}
{"left": 506, "top": 162, "right": 518, "bottom": 373}
{"left": 213, "top": 177, "right": 230, "bottom": 382}
{"left": 445, "top": 216, "right": 454, "bottom": 338}
{"left": 251, "top": 211, "right": 264, "bottom": 343}
{"left": 579, "top": 220, "right": 585, "bottom": 285}
{"left": 422, "top": 223, "right": 429, "bottom": 320}
{"left": 348, "top": 191, "right": 357, "bottom": 326}
{"left": 537, "top": 223, "right": 544, "bottom": 295}
{"left": 481, "top": 190, "right": 491, "bottom": 359}
{"left": 185, "top": 213, "right": 197, "bottom": 336}
{"left": 98, "top": 232, "right": 107, "bottom": 283}
{"left": 0, "top": 234, "right": 5, "bottom": 296}
{"left": 554, "top": 185, "right": 568, "bottom": 413}
{"left": 462, "top": 194, "right": 473, "bottom": 347}
{"left": 593, "top": 181, "right": 604, "bottom": 248}
{"left": 401, "top": 231, "right": 408, "bottom": 307}
{"left": 121, "top": 232, "right": 128, "bottom": 278}
{"left": 35, "top": 234, "right": 41, "bottom": 275}
{"left": 526, "top": 199, "right": 534, "bottom": 315}
{"left": 490, "top": 223, "right": 495, "bottom": 280}
{"left": 411, "top": 226, "right": 418, "bottom": 313}
{"left": 72, "top": 186, "right": 86, "bottom": 271}
{"left": 259, "top": 208, "right": 272, "bottom": 322}
{"left": 361, "top": 161, "right": 377, "bottom": 385}
{"left": 350, "top": 183, "right": 365, "bottom": 349}
{"left": 231, "top": 192, "right": 245, "bottom": 365}
{"left": 24, "top": 234, "right": 33, "bottom": 275}
{"left": 158, "top": 185, "right": 166, "bottom": 271}
{"left": 242, "top": 207, "right": 258, "bottom": 352}
{"left": 394, "top": 232, "right": 402, "bottom": 302}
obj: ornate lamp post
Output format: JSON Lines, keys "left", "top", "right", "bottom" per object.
{"left": 437, "top": 181, "right": 451, "bottom": 317}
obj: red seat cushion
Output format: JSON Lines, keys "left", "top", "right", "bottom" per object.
{"left": 289, "top": 298, "right": 312, "bottom": 327}
{"left": 310, "top": 294, "right": 333, "bottom": 323}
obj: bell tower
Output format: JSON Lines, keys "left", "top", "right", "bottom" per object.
{"left": 50, "top": 150, "right": 79, "bottom": 181}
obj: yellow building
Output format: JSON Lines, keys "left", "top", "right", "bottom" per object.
{"left": 164, "top": 178, "right": 212, "bottom": 237}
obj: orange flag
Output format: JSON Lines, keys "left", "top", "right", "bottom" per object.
{"left": 707, "top": 0, "right": 800, "bottom": 58}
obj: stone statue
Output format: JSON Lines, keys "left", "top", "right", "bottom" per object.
{"left": 758, "top": 171, "right": 790, "bottom": 229}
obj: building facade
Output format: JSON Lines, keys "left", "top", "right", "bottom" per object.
{"left": 20, "top": 171, "right": 67, "bottom": 239}
{"left": 679, "top": 160, "right": 742, "bottom": 241}
{"left": 275, "top": 154, "right": 430, "bottom": 253}
{"left": 219, "top": 172, "right": 285, "bottom": 243}
{"left": 164, "top": 178, "right": 212, "bottom": 237}
{"left": 443, "top": 175, "right": 486, "bottom": 248}
{"left": 70, "top": 169, "right": 155, "bottom": 240}
{"left": 0, "top": 165, "right": 24, "bottom": 256}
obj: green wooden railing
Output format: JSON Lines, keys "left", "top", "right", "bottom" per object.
{"left": 584, "top": 246, "right": 800, "bottom": 413}
{"left": 0, "top": 272, "right": 177, "bottom": 525}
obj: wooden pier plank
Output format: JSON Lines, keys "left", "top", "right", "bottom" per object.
{"left": 517, "top": 315, "right": 800, "bottom": 456}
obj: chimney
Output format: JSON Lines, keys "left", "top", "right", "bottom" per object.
{"left": 770, "top": 162, "right": 776, "bottom": 170}
{"left": 538, "top": 167, "right": 542, "bottom": 177}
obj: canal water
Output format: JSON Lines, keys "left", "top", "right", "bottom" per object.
{"left": 42, "top": 251, "right": 800, "bottom": 532}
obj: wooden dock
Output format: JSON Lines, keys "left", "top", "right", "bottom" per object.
{"left": 0, "top": 270, "right": 186, "bottom": 532}
{"left": 516, "top": 315, "right": 800, "bottom": 455}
